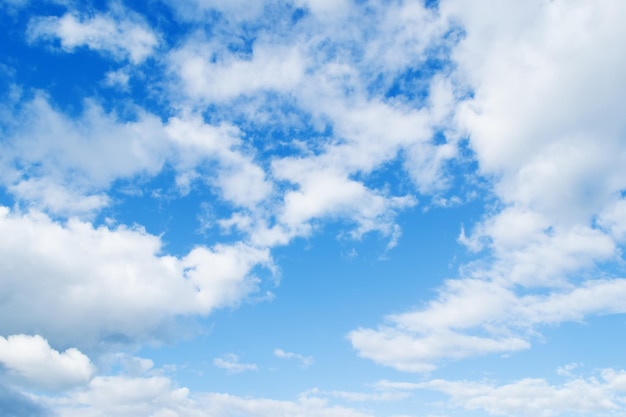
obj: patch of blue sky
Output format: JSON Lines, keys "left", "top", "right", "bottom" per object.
{"left": 103, "top": 167, "right": 252, "bottom": 253}
{"left": 227, "top": 97, "right": 334, "bottom": 157}
{"left": 384, "top": 59, "right": 449, "bottom": 103}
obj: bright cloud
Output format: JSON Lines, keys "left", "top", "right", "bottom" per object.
{"left": 0, "top": 334, "right": 94, "bottom": 391}
{"left": 0, "top": 206, "right": 271, "bottom": 348}
{"left": 27, "top": 7, "right": 159, "bottom": 63}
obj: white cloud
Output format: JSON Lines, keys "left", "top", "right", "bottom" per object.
{"left": 444, "top": 0, "right": 626, "bottom": 224}
{"left": 28, "top": 7, "right": 159, "bottom": 64}
{"left": 598, "top": 198, "right": 626, "bottom": 242}
{"left": 0, "top": 94, "right": 275, "bottom": 216}
{"left": 0, "top": 94, "right": 169, "bottom": 217}
{"left": 274, "top": 348, "right": 314, "bottom": 367}
{"left": 213, "top": 354, "right": 258, "bottom": 374}
{"left": 374, "top": 368, "right": 626, "bottom": 416}
{"left": 103, "top": 68, "right": 130, "bottom": 90}
{"left": 0, "top": 206, "right": 271, "bottom": 349}
{"left": 349, "top": 326, "right": 529, "bottom": 373}
{"left": 349, "top": 277, "right": 626, "bottom": 372}
{"left": 158, "top": 0, "right": 468, "bottom": 252}
{"left": 169, "top": 40, "right": 305, "bottom": 102}
{"left": 0, "top": 334, "right": 94, "bottom": 391}
{"left": 44, "top": 374, "right": 375, "bottom": 417}
{"left": 422, "top": 373, "right": 622, "bottom": 417}
{"left": 51, "top": 375, "right": 193, "bottom": 417}
{"left": 273, "top": 166, "right": 416, "bottom": 241}
{"left": 349, "top": 0, "right": 626, "bottom": 373}
{"left": 9, "top": 178, "right": 111, "bottom": 218}
{"left": 166, "top": 116, "right": 272, "bottom": 207}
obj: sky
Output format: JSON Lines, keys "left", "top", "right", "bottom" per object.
{"left": 1, "top": 0, "right": 626, "bottom": 416}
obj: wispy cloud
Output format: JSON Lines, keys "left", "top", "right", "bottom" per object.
{"left": 273, "top": 348, "right": 314, "bottom": 367}
{"left": 213, "top": 354, "right": 258, "bottom": 374}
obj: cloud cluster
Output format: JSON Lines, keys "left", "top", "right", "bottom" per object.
{"left": 349, "top": 0, "right": 626, "bottom": 373}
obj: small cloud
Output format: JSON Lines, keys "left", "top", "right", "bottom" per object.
{"left": 103, "top": 68, "right": 130, "bottom": 90}
{"left": 213, "top": 354, "right": 257, "bottom": 374}
{"left": 274, "top": 348, "right": 314, "bottom": 367}
{"left": 557, "top": 362, "right": 583, "bottom": 377}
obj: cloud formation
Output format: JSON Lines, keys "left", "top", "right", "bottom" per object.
{"left": 0, "top": 334, "right": 93, "bottom": 391}
{"left": 2, "top": 0, "right": 626, "bottom": 416}
{"left": 27, "top": 7, "right": 159, "bottom": 63}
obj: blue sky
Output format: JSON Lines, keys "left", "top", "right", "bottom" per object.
{"left": 1, "top": 0, "right": 626, "bottom": 416}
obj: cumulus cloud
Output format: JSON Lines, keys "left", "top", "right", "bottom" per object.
{"left": 27, "top": 7, "right": 159, "bottom": 64}
{"left": 0, "top": 206, "right": 271, "bottom": 349}
{"left": 0, "top": 334, "right": 94, "bottom": 391}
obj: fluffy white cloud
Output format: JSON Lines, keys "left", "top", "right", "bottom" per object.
{"left": 28, "top": 7, "right": 159, "bottom": 63}
{"left": 445, "top": 0, "right": 626, "bottom": 225}
{"left": 0, "top": 334, "right": 94, "bottom": 391}
{"left": 0, "top": 206, "right": 271, "bottom": 349}
{"left": 169, "top": 40, "right": 305, "bottom": 102}
{"left": 0, "top": 94, "right": 169, "bottom": 216}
